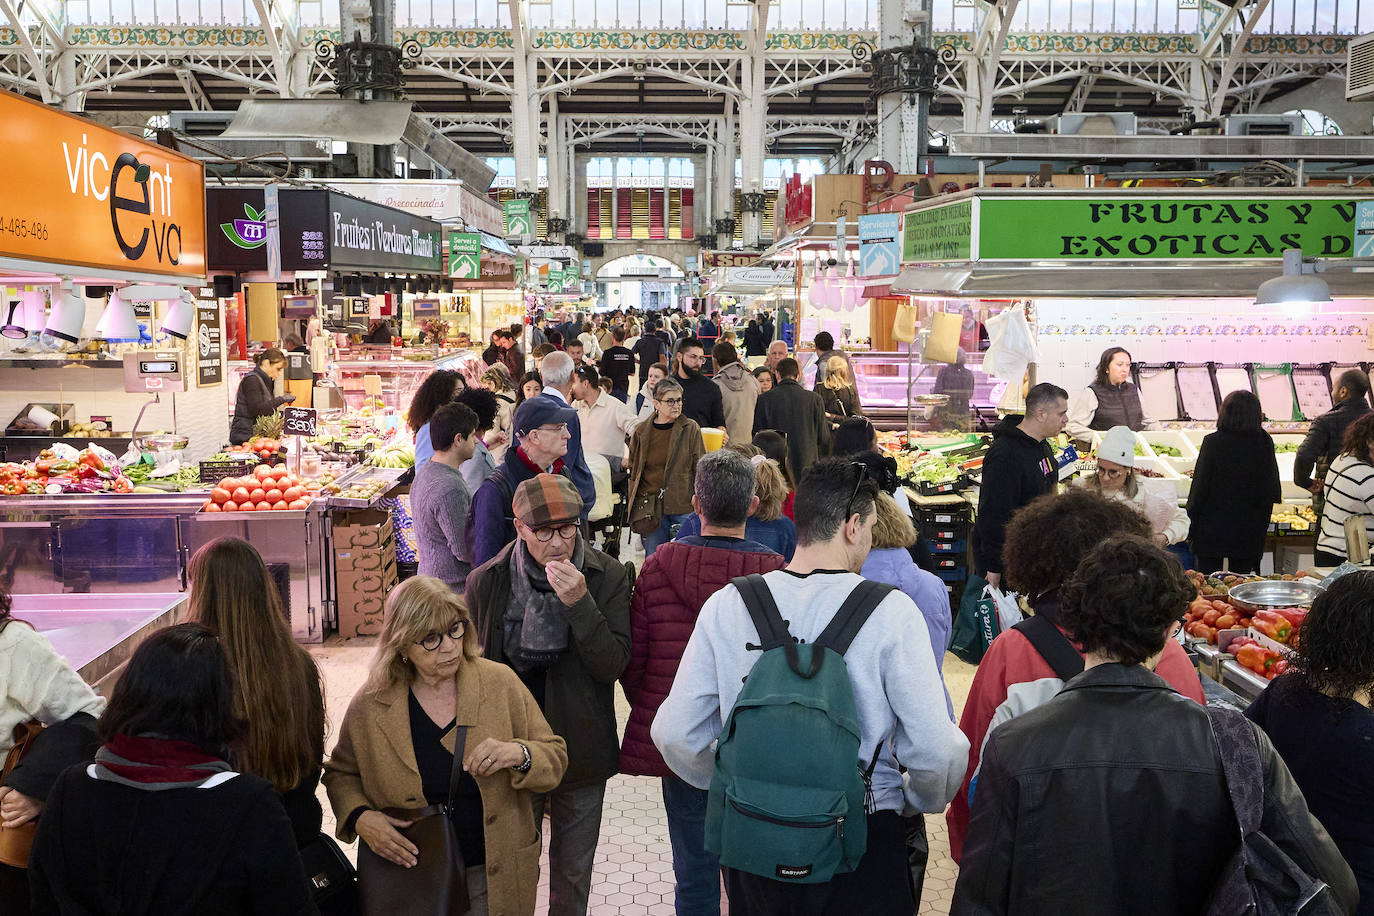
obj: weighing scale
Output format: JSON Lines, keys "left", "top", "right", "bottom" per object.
{"left": 124, "top": 351, "right": 189, "bottom": 471}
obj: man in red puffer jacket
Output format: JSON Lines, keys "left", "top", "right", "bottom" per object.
{"left": 620, "top": 449, "right": 784, "bottom": 916}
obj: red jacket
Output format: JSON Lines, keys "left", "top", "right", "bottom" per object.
{"left": 945, "top": 620, "right": 1205, "bottom": 862}
{"left": 618, "top": 538, "right": 785, "bottom": 777}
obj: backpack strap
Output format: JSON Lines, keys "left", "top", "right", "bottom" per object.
{"left": 731, "top": 574, "right": 792, "bottom": 652}
{"left": 1206, "top": 706, "right": 1264, "bottom": 836}
{"left": 816, "top": 580, "right": 897, "bottom": 656}
{"left": 1012, "top": 615, "right": 1085, "bottom": 683}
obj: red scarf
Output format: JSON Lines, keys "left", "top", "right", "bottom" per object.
{"left": 95, "top": 734, "right": 232, "bottom": 787}
{"left": 516, "top": 445, "right": 565, "bottom": 476}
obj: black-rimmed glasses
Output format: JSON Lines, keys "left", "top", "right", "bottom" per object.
{"left": 844, "top": 461, "right": 871, "bottom": 521}
{"left": 531, "top": 524, "right": 578, "bottom": 542}
{"left": 416, "top": 620, "right": 465, "bottom": 651}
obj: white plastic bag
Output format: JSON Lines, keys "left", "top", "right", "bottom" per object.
{"left": 988, "top": 585, "right": 1024, "bottom": 631}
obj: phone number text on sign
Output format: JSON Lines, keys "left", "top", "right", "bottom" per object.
{"left": 0, "top": 219, "right": 50, "bottom": 241}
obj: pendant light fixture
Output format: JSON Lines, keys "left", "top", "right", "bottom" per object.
{"left": 161, "top": 290, "right": 196, "bottom": 340}
{"left": 44, "top": 287, "right": 87, "bottom": 344}
{"left": 0, "top": 288, "right": 24, "bottom": 339}
{"left": 95, "top": 289, "right": 141, "bottom": 341}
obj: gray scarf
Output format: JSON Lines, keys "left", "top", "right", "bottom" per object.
{"left": 504, "top": 534, "right": 586, "bottom": 673}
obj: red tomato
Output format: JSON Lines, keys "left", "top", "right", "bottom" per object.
{"left": 265, "top": 488, "right": 283, "bottom": 503}
{"left": 211, "top": 488, "right": 231, "bottom": 505}
{"left": 254, "top": 465, "right": 273, "bottom": 481}
{"left": 288, "top": 498, "right": 308, "bottom": 510}
{"left": 231, "top": 486, "right": 251, "bottom": 504}
{"left": 282, "top": 486, "right": 303, "bottom": 502}
{"left": 202, "top": 500, "right": 216, "bottom": 511}
{"left": 223, "top": 500, "right": 239, "bottom": 512}
{"left": 218, "top": 477, "right": 239, "bottom": 491}
{"left": 249, "top": 488, "right": 267, "bottom": 503}
{"left": 255, "top": 501, "right": 272, "bottom": 511}
{"left": 272, "top": 500, "right": 290, "bottom": 510}
{"left": 259, "top": 449, "right": 274, "bottom": 459}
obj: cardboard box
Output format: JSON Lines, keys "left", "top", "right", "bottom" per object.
{"left": 334, "top": 509, "right": 394, "bottom": 549}
{"left": 335, "top": 534, "right": 396, "bottom": 572}
{"left": 336, "top": 558, "right": 398, "bottom": 638}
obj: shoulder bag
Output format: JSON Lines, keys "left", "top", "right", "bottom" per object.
{"left": 357, "top": 725, "right": 472, "bottom": 916}
{"left": 0, "top": 719, "right": 44, "bottom": 869}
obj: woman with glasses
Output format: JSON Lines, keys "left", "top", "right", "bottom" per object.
{"left": 627, "top": 377, "right": 706, "bottom": 557}
{"left": 325, "top": 576, "right": 567, "bottom": 916}
{"left": 1078, "top": 426, "right": 1190, "bottom": 550}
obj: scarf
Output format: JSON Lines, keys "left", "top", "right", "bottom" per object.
{"left": 504, "top": 534, "right": 586, "bottom": 673}
{"left": 91, "top": 734, "right": 234, "bottom": 791}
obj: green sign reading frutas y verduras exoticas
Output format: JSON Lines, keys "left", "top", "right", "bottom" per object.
{"left": 978, "top": 197, "right": 1362, "bottom": 261}
{"left": 902, "top": 200, "right": 973, "bottom": 262}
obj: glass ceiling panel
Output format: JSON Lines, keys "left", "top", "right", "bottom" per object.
{"left": 48, "top": 0, "right": 1374, "bottom": 33}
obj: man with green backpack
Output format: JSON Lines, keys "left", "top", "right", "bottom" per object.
{"left": 652, "top": 458, "right": 969, "bottom": 914}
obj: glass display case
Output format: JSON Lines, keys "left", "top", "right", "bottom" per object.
{"left": 801, "top": 350, "right": 1009, "bottom": 431}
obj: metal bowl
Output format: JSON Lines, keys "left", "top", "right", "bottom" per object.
{"left": 135, "top": 434, "right": 189, "bottom": 452}
{"left": 1226, "top": 579, "right": 1324, "bottom": 613}
{"left": 914, "top": 394, "right": 950, "bottom": 406}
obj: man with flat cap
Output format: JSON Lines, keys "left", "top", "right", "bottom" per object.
{"left": 466, "top": 474, "right": 633, "bottom": 916}
{"left": 466, "top": 395, "right": 577, "bottom": 568}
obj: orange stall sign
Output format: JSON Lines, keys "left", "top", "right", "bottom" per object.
{"left": 0, "top": 90, "right": 206, "bottom": 280}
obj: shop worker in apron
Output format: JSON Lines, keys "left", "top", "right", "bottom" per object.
{"left": 1066, "top": 346, "right": 1155, "bottom": 450}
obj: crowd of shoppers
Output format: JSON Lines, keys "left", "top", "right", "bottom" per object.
{"left": 17, "top": 306, "right": 1374, "bottom": 916}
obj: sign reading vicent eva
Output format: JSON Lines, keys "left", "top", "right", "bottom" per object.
{"left": 0, "top": 90, "right": 206, "bottom": 279}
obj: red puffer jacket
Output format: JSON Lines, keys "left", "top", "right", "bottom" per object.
{"left": 618, "top": 538, "right": 785, "bottom": 777}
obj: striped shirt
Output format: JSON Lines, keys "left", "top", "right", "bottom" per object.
{"left": 1317, "top": 453, "right": 1374, "bottom": 558}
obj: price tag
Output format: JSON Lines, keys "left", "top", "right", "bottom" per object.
{"left": 282, "top": 406, "right": 318, "bottom": 437}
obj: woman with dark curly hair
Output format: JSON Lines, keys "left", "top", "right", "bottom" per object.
{"left": 954, "top": 536, "right": 1357, "bottom": 916}
{"left": 1247, "top": 570, "right": 1374, "bottom": 912}
{"left": 946, "top": 489, "right": 1204, "bottom": 862}
{"left": 408, "top": 368, "right": 466, "bottom": 472}
{"left": 1314, "top": 413, "right": 1374, "bottom": 566}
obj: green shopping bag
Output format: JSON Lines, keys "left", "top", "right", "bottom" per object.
{"left": 949, "top": 575, "right": 1001, "bottom": 665}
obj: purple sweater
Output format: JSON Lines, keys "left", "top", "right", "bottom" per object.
{"left": 862, "top": 549, "right": 953, "bottom": 669}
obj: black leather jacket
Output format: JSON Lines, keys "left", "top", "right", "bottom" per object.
{"left": 953, "top": 663, "right": 1358, "bottom": 916}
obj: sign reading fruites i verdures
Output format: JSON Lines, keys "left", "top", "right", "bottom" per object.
{"left": 0, "top": 89, "right": 206, "bottom": 279}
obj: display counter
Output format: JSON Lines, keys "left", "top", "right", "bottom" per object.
{"left": 800, "top": 350, "right": 1007, "bottom": 431}
{"left": 28, "top": 591, "right": 188, "bottom": 693}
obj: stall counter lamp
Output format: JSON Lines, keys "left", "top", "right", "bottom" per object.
{"left": 161, "top": 291, "right": 195, "bottom": 340}
{"left": 1256, "top": 247, "right": 1331, "bottom": 315}
{"left": 44, "top": 289, "right": 87, "bottom": 344}
{"left": 95, "top": 290, "right": 141, "bottom": 342}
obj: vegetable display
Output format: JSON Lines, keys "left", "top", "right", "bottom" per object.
{"left": 1150, "top": 443, "right": 1183, "bottom": 458}
{"left": 365, "top": 443, "right": 415, "bottom": 469}
{"left": 0, "top": 448, "right": 133, "bottom": 496}
{"left": 202, "top": 464, "right": 321, "bottom": 513}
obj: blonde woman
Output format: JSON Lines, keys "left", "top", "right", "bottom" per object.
{"left": 324, "top": 577, "right": 567, "bottom": 916}
{"left": 820, "top": 354, "right": 862, "bottom": 422}
{"left": 672, "top": 448, "right": 797, "bottom": 560}
{"left": 479, "top": 365, "right": 516, "bottom": 460}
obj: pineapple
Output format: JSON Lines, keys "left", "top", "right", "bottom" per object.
{"left": 253, "top": 413, "right": 285, "bottom": 441}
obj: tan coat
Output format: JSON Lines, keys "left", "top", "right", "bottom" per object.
{"left": 324, "top": 656, "right": 568, "bottom": 916}
{"left": 626, "top": 414, "right": 704, "bottom": 517}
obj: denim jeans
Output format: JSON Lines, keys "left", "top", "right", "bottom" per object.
{"left": 662, "top": 775, "right": 721, "bottom": 916}
{"left": 532, "top": 780, "right": 608, "bottom": 916}
{"left": 644, "top": 512, "right": 691, "bottom": 557}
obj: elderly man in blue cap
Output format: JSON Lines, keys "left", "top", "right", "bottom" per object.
{"left": 466, "top": 395, "right": 577, "bottom": 568}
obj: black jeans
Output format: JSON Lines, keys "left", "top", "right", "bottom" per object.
{"left": 722, "top": 810, "right": 915, "bottom": 916}
{"left": 1194, "top": 555, "right": 1263, "bottom": 575}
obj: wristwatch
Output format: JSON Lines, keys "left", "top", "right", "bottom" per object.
{"left": 514, "top": 742, "right": 532, "bottom": 773}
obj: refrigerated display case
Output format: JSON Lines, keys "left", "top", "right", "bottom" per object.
{"left": 28, "top": 592, "right": 189, "bottom": 693}
{"left": 802, "top": 350, "right": 1009, "bottom": 431}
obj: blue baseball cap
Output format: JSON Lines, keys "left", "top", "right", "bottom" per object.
{"left": 513, "top": 396, "right": 577, "bottom": 437}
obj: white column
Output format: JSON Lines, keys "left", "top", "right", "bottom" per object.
{"left": 716, "top": 106, "right": 737, "bottom": 247}
{"left": 546, "top": 92, "right": 563, "bottom": 220}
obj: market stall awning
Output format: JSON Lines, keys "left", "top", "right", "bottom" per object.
{"left": 707, "top": 265, "right": 795, "bottom": 296}
{"left": 861, "top": 279, "right": 896, "bottom": 298}
{"left": 888, "top": 263, "right": 1374, "bottom": 298}
{"left": 479, "top": 232, "right": 519, "bottom": 260}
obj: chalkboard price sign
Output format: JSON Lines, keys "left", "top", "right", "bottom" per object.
{"left": 282, "top": 406, "right": 318, "bottom": 437}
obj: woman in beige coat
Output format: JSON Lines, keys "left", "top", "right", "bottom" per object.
{"left": 324, "top": 576, "right": 568, "bottom": 916}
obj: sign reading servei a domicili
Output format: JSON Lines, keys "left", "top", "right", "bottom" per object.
{"left": 0, "top": 89, "right": 206, "bottom": 279}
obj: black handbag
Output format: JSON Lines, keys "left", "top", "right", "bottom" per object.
{"left": 300, "top": 833, "right": 360, "bottom": 916}
{"left": 357, "top": 726, "right": 471, "bottom": 916}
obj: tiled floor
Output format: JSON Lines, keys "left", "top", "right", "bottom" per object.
{"left": 308, "top": 641, "right": 976, "bottom": 916}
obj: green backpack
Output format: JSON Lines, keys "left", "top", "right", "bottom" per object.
{"left": 706, "top": 574, "right": 896, "bottom": 884}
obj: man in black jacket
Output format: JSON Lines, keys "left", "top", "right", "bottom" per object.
{"left": 971, "top": 382, "right": 1067, "bottom": 589}
{"left": 752, "top": 357, "right": 830, "bottom": 478}
{"left": 674, "top": 338, "right": 726, "bottom": 431}
{"left": 1296, "top": 369, "right": 1372, "bottom": 563}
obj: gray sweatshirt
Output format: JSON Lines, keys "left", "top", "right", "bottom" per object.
{"left": 411, "top": 459, "right": 473, "bottom": 594}
{"left": 651, "top": 569, "right": 969, "bottom": 814}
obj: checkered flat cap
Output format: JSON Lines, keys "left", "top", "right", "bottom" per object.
{"left": 512, "top": 473, "right": 583, "bottom": 528}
